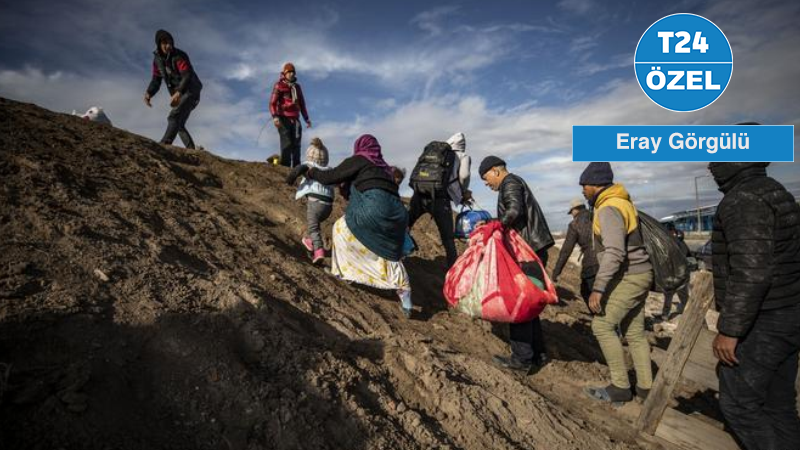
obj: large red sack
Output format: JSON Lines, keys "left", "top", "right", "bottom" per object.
{"left": 443, "top": 221, "right": 558, "bottom": 323}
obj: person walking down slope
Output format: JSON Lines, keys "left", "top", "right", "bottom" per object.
{"left": 709, "top": 162, "right": 800, "bottom": 450}
{"left": 269, "top": 62, "right": 311, "bottom": 167}
{"left": 144, "top": 29, "right": 203, "bottom": 149}
{"left": 551, "top": 198, "right": 598, "bottom": 310}
{"left": 479, "top": 156, "right": 555, "bottom": 372}
{"left": 286, "top": 137, "right": 335, "bottom": 265}
{"left": 296, "top": 135, "right": 413, "bottom": 318}
{"left": 580, "top": 162, "right": 654, "bottom": 405}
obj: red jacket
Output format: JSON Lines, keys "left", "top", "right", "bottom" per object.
{"left": 269, "top": 76, "right": 309, "bottom": 121}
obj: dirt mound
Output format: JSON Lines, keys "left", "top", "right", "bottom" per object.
{"left": 0, "top": 97, "right": 645, "bottom": 449}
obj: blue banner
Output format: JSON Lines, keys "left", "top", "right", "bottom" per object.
{"left": 572, "top": 125, "right": 794, "bottom": 162}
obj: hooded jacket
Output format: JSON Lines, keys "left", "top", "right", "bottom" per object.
{"left": 445, "top": 132, "right": 471, "bottom": 205}
{"left": 591, "top": 184, "right": 651, "bottom": 293}
{"left": 497, "top": 173, "right": 554, "bottom": 253}
{"left": 146, "top": 30, "right": 202, "bottom": 97}
{"left": 269, "top": 75, "right": 309, "bottom": 121}
{"left": 710, "top": 162, "right": 800, "bottom": 337}
{"left": 294, "top": 162, "right": 335, "bottom": 202}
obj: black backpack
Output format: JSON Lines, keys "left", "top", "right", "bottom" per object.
{"left": 410, "top": 141, "right": 456, "bottom": 196}
{"left": 638, "top": 211, "right": 690, "bottom": 292}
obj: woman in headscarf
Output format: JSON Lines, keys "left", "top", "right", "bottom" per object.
{"left": 289, "top": 134, "right": 412, "bottom": 317}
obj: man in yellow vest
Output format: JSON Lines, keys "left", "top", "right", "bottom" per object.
{"left": 579, "top": 162, "right": 654, "bottom": 404}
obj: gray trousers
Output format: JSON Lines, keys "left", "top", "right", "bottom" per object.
{"left": 307, "top": 199, "right": 333, "bottom": 251}
{"left": 160, "top": 91, "right": 199, "bottom": 149}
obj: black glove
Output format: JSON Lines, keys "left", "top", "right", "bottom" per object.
{"left": 285, "top": 164, "right": 309, "bottom": 185}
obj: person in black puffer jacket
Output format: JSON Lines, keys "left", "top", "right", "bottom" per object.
{"left": 144, "top": 29, "right": 203, "bottom": 149}
{"left": 710, "top": 161, "right": 800, "bottom": 450}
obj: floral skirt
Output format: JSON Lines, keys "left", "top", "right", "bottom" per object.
{"left": 331, "top": 217, "right": 410, "bottom": 292}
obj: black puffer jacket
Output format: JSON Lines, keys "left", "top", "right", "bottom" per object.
{"left": 711, "top": 162, "right": 800, "bottom": 337}
{"left": 552, "top": 207, "right": 597, "bottom": 280}
{"left": 497, "top": 173, "right": 554, "bottom": 253}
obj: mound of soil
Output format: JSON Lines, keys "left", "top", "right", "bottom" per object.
{"left": 0, "top": 97, "right": 652, "bottom": 449}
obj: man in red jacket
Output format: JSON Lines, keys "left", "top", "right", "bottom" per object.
{"left": 269, "top": 63, "right": 311, "bottom": 167}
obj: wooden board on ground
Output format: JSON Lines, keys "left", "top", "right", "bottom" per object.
{"left": 655, "top": 408, "right": 741, "bottom": 450}
{"left": 651, "top": 346, "right": 719, "bottom": 392}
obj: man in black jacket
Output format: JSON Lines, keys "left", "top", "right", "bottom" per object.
{"left": 552, "top": 198, "right": 598, "bottom": 309}
{"left": 480, "top": 156, "right": 554, "bottom": 371}
{"left": 144, "top": 29, "right": 203, "bottom": 149}
{"left": 710, "top": 162, "right": 800, "bottom": 450}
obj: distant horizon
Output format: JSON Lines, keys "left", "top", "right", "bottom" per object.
{"left": 1, "top": 0, "right": 797, "bottom": 231}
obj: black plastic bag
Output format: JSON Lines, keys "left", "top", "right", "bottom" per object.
{"left": 638, "top": 212, "right": 689, "bottom": 293}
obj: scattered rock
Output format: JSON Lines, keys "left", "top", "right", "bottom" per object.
{"left": 93, "top": 269, "right": 109, "bottom": 282}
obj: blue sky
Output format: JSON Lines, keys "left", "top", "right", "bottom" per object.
{"left": 1, "top": 0, "right": 798, "bottom": 230}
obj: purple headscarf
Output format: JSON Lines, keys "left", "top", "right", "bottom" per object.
{"left": 353, "top": 134, "right": 393, "bottom": 177}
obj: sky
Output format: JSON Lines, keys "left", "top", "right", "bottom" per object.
{"left": 1, "top": 0, "right": 798, "bottom": 231}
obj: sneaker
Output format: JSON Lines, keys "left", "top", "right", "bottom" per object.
{"left": 302, "top": 237, "right": 314, "bottom": 252}
{"left": 401, "top": 306, "right": 412, "bottom": 319}
{"left": 635, "top": 385, "right": 650, "bottom": 401}
{"left": 584, "top": 384, "right": 633, "bottom": 405}
{"left": 492, "top": 355, "right": 533, "bottom": 372}
{"left": 312, "top": 249, "right": 325, "bottom": 265}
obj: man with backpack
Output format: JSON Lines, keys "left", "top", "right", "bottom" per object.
{"left": 579, "top": 162, "right": 654, "bottom": 404}
{"left": 479, "top": 156, "right": 554, "bottom": 371}
{"left": 144, "top": 30, "right": 203, "bottom": 149}
{"left": 709, "top": 162, "right": 800, "bottom": 450}
{"left": 551, "top": 198, "right": 598, "bottom": 309}
{"left": 408, "top": 136, "right": 471, "bottom": 269}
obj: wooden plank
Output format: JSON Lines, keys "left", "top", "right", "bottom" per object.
{"left": 636, "top": 272, "right": 715, "bottom": 435}
{"left": 651, "top": 347, "right": 719, "bottom": 391}
{"left": 655, "top": 408, "right": 741, "bottom": 450}
{"left": 688, "top": 328, "right": 717, "bottom": 370}
{"left": 637, "top": 429, "right": 682, "bottom": 450}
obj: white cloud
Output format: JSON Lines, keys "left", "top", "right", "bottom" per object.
{"left": 411, "top": 5, "right": 462, "bottom": 36}
{"left": 558, "top": 0, "right": 595, "bottom": 16}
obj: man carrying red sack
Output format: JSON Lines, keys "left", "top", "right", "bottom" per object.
{"left": 479, "top": 156, "right": 554, "bottom": 372}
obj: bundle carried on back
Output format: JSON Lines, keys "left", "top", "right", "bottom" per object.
{"left": 638, "top": 211, "right": 689, "bottom": 292}
{"left": 444, "top": 221, "right": 558, "bottom": 323}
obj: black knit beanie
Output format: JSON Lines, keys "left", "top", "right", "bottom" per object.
{"left": 579, "top": 162, "right": 614, "bottom": 186}
{"left": 479, "top": 156, "right": 506, "bottom": 178}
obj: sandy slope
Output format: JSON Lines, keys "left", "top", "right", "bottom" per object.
{"left": 0, "top": 97, "right": 673, "bottom": 449}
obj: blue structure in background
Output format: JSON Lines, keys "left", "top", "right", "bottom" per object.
{"left": 660, "top": 205, "right": 717, "bottom": 232}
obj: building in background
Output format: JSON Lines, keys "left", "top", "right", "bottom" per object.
{"left": 660, "top": 205, "right": 717, "bottom": 233}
